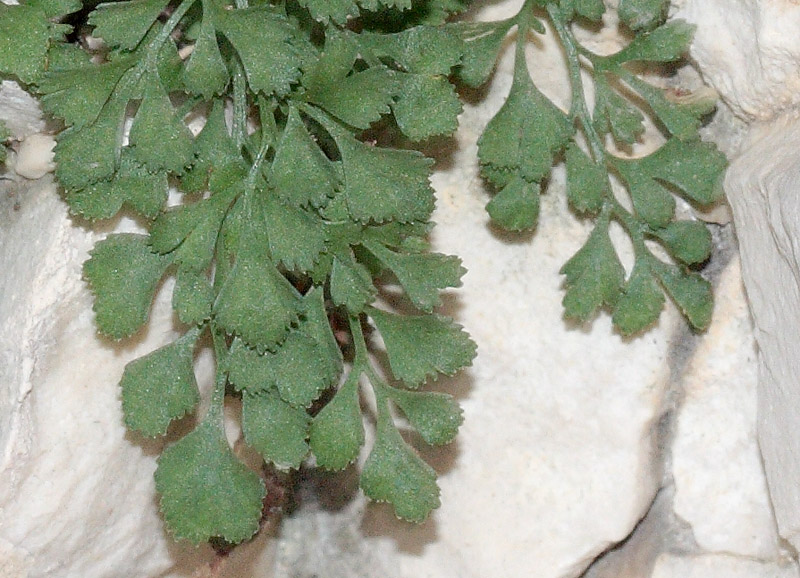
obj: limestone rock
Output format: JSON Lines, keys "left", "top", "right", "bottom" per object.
{"left": 0, "top": 5, "right": 681, "bottom": 575}
{"left": 264, "top": 5, "right": 686, "bottom": 575}
{"left": 678, "top": 0, "right": 800, "bottom": 557}
{"left": 724, "top": 114, "right": 800, "bottom": 553}
{"left": 671, "top": 256, "right": 781, "bottom": 559}
{"left": 675, "top": 0, "right": 800, "bottom": 121}
{"left": 0, "top": 82, "right": 221, "bottom": 577}
{"left": 13, "top": 134, "right": 55, "bottom": 180}
{"left": 0, "top": 177, "right": 218, "bottom": 577}
{"left": 264, "top": 149, "right": 681, "bottom": 577}
{"left": 0, "top": 81, "right": 43, "bottom": 137}
{"left": 0, "top": 2, "right": 786, "bottom": 577}
{"left": 652, "top": 553, "right": 799, "bottom": 578}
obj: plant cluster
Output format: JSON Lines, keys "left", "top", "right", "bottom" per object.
{"left": 0, "top": 0, "right": 726, "bottom": 548}
{"left": 468, "top": 0, "right": 727, "bottom": 333}
{"left": 1, "top": 0, "right": 478, "bottom": 543}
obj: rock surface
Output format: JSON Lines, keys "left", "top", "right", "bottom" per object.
{"left": 13, "top": 134, "right": 55, "bottom": 180}
{"left": 652, "top": 554, "right": 799, "bottom": 578}
{"left": 671, "top": 256, "right": 781, "bottom": 559}
{"left": 0, "top": 84, "right": 217, "bottom": 578}
{"left": 1, "top": 1, "right": 798, "bottom": 577}
{"left": 724, "top": 116, "right": 800, "bottom": 553}
{"left": 677, "top": 0, "right": 800, "bottom": 557}
{"left": 675, "top": 0, "right": 800, "bottom": 121}
{"left": 265, "top": 102, "right": 679, "bottom": 578}
{"left": 0, "top": 178, "right": 219, "bottom": 577}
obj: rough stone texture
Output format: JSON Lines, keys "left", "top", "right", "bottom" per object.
{"left": 651, "top": 554, "right": 800, "bottom": 578}
{"left": 0, "top": 84, "right": 231, "bottom": 577}
{"left": 671, "top": 255, "right": 781, "bottom": 559}
{"left": 581, "top": 489, "right": 696, "bottom": 578}
{"left": 0, "top": 4, "right": 681, "bottom": 576}
{"left": 675, "top": 0, "right": 800, "bottom": 121}
{"left": 260, "top": 4, "right": 694, "bottom": 576}
{"left": 0, "top": 539, "right": 33, "bottom": 578}
{"left": 677, "top": 0, "right": 800, "bottom": 558}
{"left": 13, "top": 134, "right": 55, "bottom": 180}
{"left": 264, "top": 132, "right": 679, "bottom": 578}
{"left": 1, "top": 1, "right": 796, "bottom": 577}
{"left": 724, "top": 115, "right": 800, "bottom": 553}
{"left": 0, "top": 34, "right": 682, "bottom": 578}
{"left": 0, "top": 136, "right": 285, "bottom": 576}
{"left": 0, "top": 176, "right": 218, "bottom": 577}
{"left": 0, "top": 82, "right": 43, "bottom": 137}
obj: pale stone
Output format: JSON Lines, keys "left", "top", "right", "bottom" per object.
{"left": 0, "top": 78, "right": 281, "bottom": 577}
{"left": 287, "top": 170, "right": 676, "bottom": 578}
{"left": 0, "top": 180, "right": 281, "bottom": 576}
{"left": 580, "top": 489, "right": 697, "bottom": 578}
{"left": 0, "top": 539, "right": 33, "bottom": 578}
{"left": 0, "top": 81, "right": 43, "bottom": 137}
{"left": 677, "top": 0, "right": 800, "bottom": 558}
{"left": 3, "top": 5, "right": 679, "bottom": 575}
{"left": 675, "top": 0, "right": 800, "bottom": 121}
{"left": 0, "top": 178, "right": 219, "bottom": 577}
{"left": 0, "top": 3, "right": 787, "bottom": 577}
{"left": 651, "top": 553, "right": 799, "bottom": 578}
{"left": 264, "top": 8, "right": 684, "bottom": 575}
{"left": 12, "top": 134, "right": 55, "bottom": 180}
{"left": 671, "top": 255, "right": 781, "bottom": 559}
{"left": 724, "top": 113, "right": 800, "bottom": 553}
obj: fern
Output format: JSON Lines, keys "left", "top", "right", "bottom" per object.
{"left": 0, "top": 0, "right": 725, "bottom": 546}
{"left": 456, "top": 0, "right": 727, "bottom": 334}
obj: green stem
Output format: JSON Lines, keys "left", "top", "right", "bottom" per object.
{"left": 348, "top": 312, "right": 393, "bottom": 425}
{"left": 340, "top": 314, "right": 373, "bottom": 411}
{"left": 348, "top": 314, "right": 370, "bottom": 369}
{"left": 513, "top": 13, "right": 529, "bottom": 73}
{"left": 232, "top": 60, "right": 248, "bottom": 150}
{"left": 365, "top": 365, "right": 391, "bottom": 407}
{"left": 245, "top": 132, "right": 270, "bottom": 192}
{"left": 574, "top": 38, "right": 602, "bottom": 65}
{"left": 612, "top": 199, "right": 647, "bottom": 252}
{"left": 371, "top": 382, "right": 391, "bottom": 428}
{"left": 114, "top": 0, "right": 197, "bottom": 96}
{"left": 230, "top": 0, "right": 249, "bottom": 149}
{"left": 546, "top": 4, "right": 649, "bottom": 257}
{"left": 545, "top": 3, "right": 603, "bottom": 160}
{"left": 144, "top": 0, "right": 198, "bottom": 70}
{"left": 515, "top": 0, "right": 540, "bottom": 29}
{"left": 210, "top": 184, "right": 247, "bottom": 292}
{"left": 258, "top": 95, "right": 278, "bottom": 144}
{"left": 207, "top": 329, "right": 230, "bottom": 423}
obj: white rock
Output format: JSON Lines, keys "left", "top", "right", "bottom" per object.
{"left": 0, "top": 3, "right": 786, "bottom": 577}
{"left": 268, "top": 155, "right": 680, "bottom": 578}
{"left": 266, "top": 7, "right": 684, "bottom": 574}
{"left": 678, "top": 0, "right": 800, "bottom": 557}
{"left": 671, "top": 255, "right": 781, "bottom": 559}
{"left": 724, "top": 113, "right": 800, "bottom": 553}
{"left": 0, "top": 539, "right": 33, "bottom": 578}
{"left": 0, "top": 184, "right": 277, "bottom": 577}
{"left": 675, "top": 0, "right": 800, "bottom": 121}
{"left": 0, "top": 81, "right": 44, "bottom": 137}
{"left": 13, "top": 134, "right": 55, "bottom": 180}
{"left": 0, "top": 178, "right": 218, "bottom": 577}
{"left": 0, "top": 80, "right": 282, "bottom": 578}
{"left": 2, "top": 9, "right": 677, "bottom": 577}
{"left": 651, "top": 553, "right": 799, "bottom": 578}
{"left": 337, "top": 183, "right": 675, "bottom": 578}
